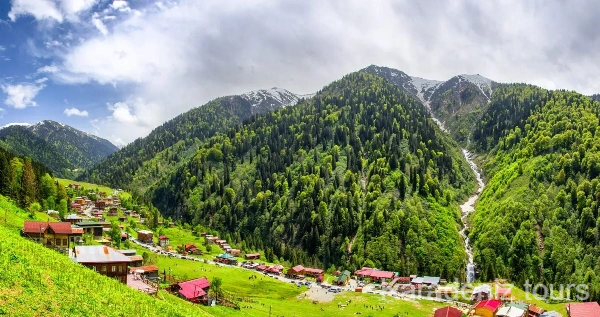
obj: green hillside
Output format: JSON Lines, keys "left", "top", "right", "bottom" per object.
{"left": 146, "top": 72, "right": 475, "bottom": 279}
{"left": 0, "top": 195, "right": 212, "bottom": 317}
{"left": 470, "top": 85, "right": 600, "bottom": 300}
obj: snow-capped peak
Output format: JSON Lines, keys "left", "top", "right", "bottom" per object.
{"left": 0, "top": 122, "right": 31, "bottom": 130}
{"left": 241, "top": 87, "right": 306, "bottom": 108}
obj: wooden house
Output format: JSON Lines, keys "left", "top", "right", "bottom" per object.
{"left": 334, "top": 270, "right": 351, "bottom": 286}
{"left": 74, "top": 246, "right": 131, "bottom": 283}
{"left": 158, "top": 235, "right": 170, "bottom": 247}
{"left": 131, "top": 265, "right": 159, "bottom": 279}
{"left": 95, "top": 201, "right": 106, "bottom": 209}
{"left": 528, "top": 305, "right": 545, "bottom": 317}
{"left": 245, "top": 253, "right": 260, "bottom": 260}
{"left": 64, "top": 214, "right": 83, "bottom": 224}
{"left": 137, "top": 230, "right": 153, "bottom": 243}
{"left": 22, "top": 221, "right": 82, "bottom": 251}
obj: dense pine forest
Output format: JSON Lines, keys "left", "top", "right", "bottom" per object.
{"left": 146, "top": 72, "right": 476, "bottom": 279}
{"left": 470, "top": 85, "right": 600, "bottom": 300}
{"left": 0, "top": 147, "right": 67, "bottom": 214}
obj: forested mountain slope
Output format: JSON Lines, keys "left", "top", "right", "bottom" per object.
{"left": 363, "top": 65, "right": 498, "bottom": 144}
{"left": 0, "top": 146, "right": 52, "bottom": 208}
{"left": 0, "top": 120, "right": 118, "bottom": 177}
{"left": 147, "top": 72, "right": 476, "bottom": 279}
{"left": 78, "top": 88, "right": 308, "bottom": 195}
{"left": 469, "top": 85, "right": 600, "bottom": 300}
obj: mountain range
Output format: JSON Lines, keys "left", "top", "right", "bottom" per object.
{"left": 77, "top": 87, "right": 312, "bottom": 195}
{"left": 0, "top": 120, "right": 118, "bottom": 177}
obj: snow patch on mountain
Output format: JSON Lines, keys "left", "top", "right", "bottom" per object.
{"left": 458, "top": 74, "right": 493, "bottom": 100}
{"left": 30, "top": 120, "right": 104, "bottom": 142}
{"left": 0, "top": 122, "right": 31, "bottom": 129}
{"left": 241, "top": 87, "right": 307, "bottom": 108}
{"left": 410, "top": 76, "right": 443, "bottom": 104}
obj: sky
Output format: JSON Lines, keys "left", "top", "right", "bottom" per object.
{"left": 0, "top": 0, "right": 599, "bottom": 147}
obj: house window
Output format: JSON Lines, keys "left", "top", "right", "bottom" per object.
{"left": 119, "top": 265, "right": 123, "bottom": 273}
{"left": 102, "top": 265, "right": 107, "bottom": 272}
{"left": 55, "top": 238, "right": 61, "bottom": 246}
{"left": 112, "top": 265, "right": 116, "bottom": 272}
{"left": 63, "top": 239, "right": 67, "bottom": 246}
{"left": 92, "top": 265, "right": 96, "bottom": 271}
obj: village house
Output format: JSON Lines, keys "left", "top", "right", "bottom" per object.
{"left": 75, "top": 221, "right": 104, "bottom": 239}
{"left": 334, "top": 270, "right": 351, "bottom": 286}
{"left": 433, "top": 306, "right": 462, "bottom": 317}
{"left": 131, "top": 265, "right": 159, "bottom": 280}
{"left": 22, "top": 221, "right": 82, "bottom": 251}
{"left": 496, "top": 302, "right": 527, "bottom": 317}
{"left": 137, "top": 230, "right": 154, "bottom": 243}
{"left": 158, "top": 236, "right": 170, "bottom": 247}
{"left": 566, "top": 302, "right": 600, "bottom": 317}
{"left": 185, "top": 244, "right": 201, "bottom": 254}
{"left": 472, "top": 284, "right": 492, "bottom": 301}
{"left": 474, "top": 300, "right": 502, "bottom": 317}
{"left": 205, "top": 236, "right": 218, "bottom": 245}
{"left": 74, "top": 197, "right": 85, "bottom": 205}
{"left": 108, "top": 207, "right": 118, "bottom": 216}
{"left": 214, "top": 253, "right": 237, "bottom": 265}
{"left": 171, "top": 277, "right": 211, "bottom": 304}
{"left": 411, "top": 276, "right": 441, "bottom": 288}
{"left": 528, "top": 305, "right": 545, "bottom": 317}
{"left": 245, "top": 253, "right": 260, "bottom": 260}
{"left": 74, "top": 245, "right": 131, "bottom": 284}
{"left": 64, "top": 214, "right": 83, "bottom": 224}
{"left": 95, "top": 201, "right": 106, "bottom": 209}
{"left": 286, "top": 265, "right": 323, "bottom": 278}
{"left": 70, "top": 203, "right": 82, "bottom": 213}
{"left": 228, "top": 249, "right": 240, "bottom": 256}
{"left": 496, "top": 287, "right": 513, "bottom": 301}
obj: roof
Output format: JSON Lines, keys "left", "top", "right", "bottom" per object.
{"left": 434, "top": 306, "right": 462, "bottom": 317}
{"left": 128, "top": 256, "right": 143, "bottom": 261}
{"left": 528, "top": 304, "right": 544, "bottom": 314}
{"left": 158, "top": 235, "right": 169, "bottom": 240}
{"left": 497, "top": 287, "right": 512, "bottom": 296}
{"left": 355, "top": 267, "right": 374, "bottom": 276}
{"left": 131, "top": 265, "right": 158, "bottom": 273}
{"left": 178, "top": 278, "right": 210, "bottom": 299}
{"left": 304, "top": 268, "right": 323, "bottom": 274}
{"left": 422, "top": 276, "right": 440, "bottom": 284}
{"left": 336, "top": 270, "right": 351, "bottom": 282}
{"left": 497, "top": 306, "right": 525, "bottom": 317}
{"left": 475, "top": 300, "right": 502, "bottom": 311}
{"left": 137, "top": 230, "right": 153, "bottom": 234}
{"left": 65, "top": 214, "right": 82, "bottom": 219}
{"left": 370, "top": 270, "right": 394, "bottom": 279}
{"left": 245, "top": 253, "right": 260, "bottom": 257}
{"left": 290, "top": 265, "right": 304, "bottom": 272}
{"left": 540, "top": 311, "right": 562, "bottom": 317}
{"left": 473, "top": 284, "right": 492, "bottom": 294}
{"left": 567, "top": 302, "right": 600, "bottom": 317}
{"left": 23, "top": 221, "right": 74, "bottom": 234}
{"left": 74, "top": 246, "right": 132, "bottom": 263}
{"left": 71, "top": 227, "right": 84, "bottom": 234}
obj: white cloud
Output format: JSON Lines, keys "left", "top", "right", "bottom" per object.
{"left": 0, "top": 46, "right": 5, "bottom": 51}
{"left": 107, "top": 100, "right": 139, "bottom": 124}
{"left": 45, "top": 40, "right": 63, "bottom": 48}
{"left": 110, "top": 0, "right": 130, "bottom": 12}
{"left": 1, "top": 83, "right": 44, "bottom": 109}
{"left": 63, "top": 107, "right": 89, "bottom": 117}
{"left": 102, "top": 15, "right": 116, "bottom": 20}
{"left": 8, "top": 0, "right": 97, "bottom": 22}
{"left": 37, "top": 64, "right": 60, "bottom": 74}
{"left": 59, "top": 0, "right": 97, "bottom": 17}
{"left": 39, "top": 0, "right": 600, "bottom": 144}
{"left": 35, "top": 77, "right": 49, "bottom": 84}
{"left": 91, "top": 13, "right": 108, "bottom": 36}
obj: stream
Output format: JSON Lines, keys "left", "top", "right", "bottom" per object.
{"left": 429, "top": 114, "right": 485, "bottom": 282}
{"left": 458, "top": 148, "right": 485, "bottom": 283}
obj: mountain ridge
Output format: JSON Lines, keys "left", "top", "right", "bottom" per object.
{"left": 0, "top": 120, "right": 119, "bottom": 177}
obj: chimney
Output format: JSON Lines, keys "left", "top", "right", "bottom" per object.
{"left": 104, "top": 246, "right": 109, "bottom": 255}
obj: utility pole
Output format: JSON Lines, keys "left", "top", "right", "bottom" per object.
{"left": 269, "top": 305, "right": 272, "bottom": 317}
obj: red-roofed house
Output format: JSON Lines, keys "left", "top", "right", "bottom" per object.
{"left": 286, "top": 265, "right": 305, "bottom": 278}
{"left": 354, "top": 267, "right": 374, "bottom": 280}
{"left": 158, "top": 235, "right": 170, "bottom": 247}
{"left": 496, "top": 287, "right": 512, "bottom": 301}
{"left": 474, "top": 300, "right": 501, "bottom": 317}
{"left": 304, "top": 267, "right": 324, "bottom": 277}
{"left": 22, "top": 221, "right": 81, "bottom": 251}
{"left": 566, "top": 302, "right": 600, "bottom": 317}
{"left": 434, "top": 306, "right": 463, "bottom": 317}
{"left": 369, "top": 270, "right": 394, "bottom": 282}
{"left": 173, "top": 277, "right": 211, "bottom": 304}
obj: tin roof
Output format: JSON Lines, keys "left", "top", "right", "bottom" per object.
{"left": 23, "top": 221, "right": 74, "bottom": 234}
{"left": 74, "top": 246, "right": 132, "bottom": 263}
